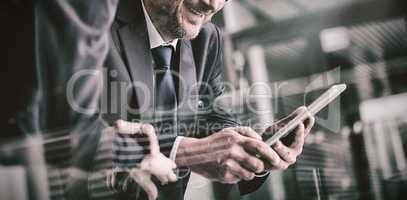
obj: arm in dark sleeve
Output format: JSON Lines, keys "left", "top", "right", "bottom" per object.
{"left": 193, "top": 24, "right": 240, "bottom": 138}
{"left": 195, "top": 24, "right": 270, "bottom": 195}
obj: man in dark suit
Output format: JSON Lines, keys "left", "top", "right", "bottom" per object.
{"left": 103, "top": 0, "right": 315, "bottom": 199}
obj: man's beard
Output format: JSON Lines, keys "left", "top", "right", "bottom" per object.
{"left": 167, "top": 12, "right": 187, "bottom": 39}
{"left": 149, "top": 2, "right": 201, "bottom": 40}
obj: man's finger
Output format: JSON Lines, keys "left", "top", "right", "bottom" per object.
{"left": 304, "top": 116, "right": 315, "bottom": 136}
{"left": 270, "top": 159, "right": 290, "bottom": 170}
{"left": 229, "top": 146, "right": 265, "bottom": 173}
{"left": 242, "top": 138, "right": 282, "bottom": 167}
{"left": 168, "top": 172, "right": 177, "bottom": 182}
{"left": 233, "top": 127, "right": 262, "bottom": 140}
{"left": 294, "top": 106, "right": 308, "bottom": 116}
{"left": 221, "top": 172, "right": 240, "bottom": 184}
{"left": 223, "top": 159, "right": 255, "bottom": 181}
{"left": 272, "top": 141, "right": 298, "bottom": 165}
{"left": 115, "top": 120, "right": 155, "bottom": 136}
{"left": 289, "top": 123, "right": 305, "bottom": 150}
{"left": 157, "top": 174, "right": 170, "bottom": 185}
{"left": 115, "top": 120, "right": 142, "bottom": 134}
{"left": 268, "top": 106, "right": 309, "bottom": 137}
{"left": 129, "top": 171, "right": 158, "bottom": 200}
{"left": 139, "top": 178, "right": 158, "bottom": 200}
{"left": 106, "top": 170, "right": 116, "bottom": 192}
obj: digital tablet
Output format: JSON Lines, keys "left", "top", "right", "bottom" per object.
{"left": 265, "top": 84, "right": 347, "bottom": 146}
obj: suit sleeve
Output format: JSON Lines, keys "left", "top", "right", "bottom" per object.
{"left": 195, "top": 24, "right": 270, "bottom": 195}
{"left": 193, "top": 24, "right": 241, "bottom": 137}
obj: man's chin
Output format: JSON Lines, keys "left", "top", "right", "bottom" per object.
{"left": 181, "top": 23, "right": 203, "bottom": 40}
{"left": 183, "top": 29, "right": 200, "bottom": 40}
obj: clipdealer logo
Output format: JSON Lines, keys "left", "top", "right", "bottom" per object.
{"left": 66, "top": 67, "right": 342, "bottom": 133}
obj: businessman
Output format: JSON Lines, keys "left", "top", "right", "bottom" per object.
{"left": 103, "top": 0, "right": 315, "bottom": 199}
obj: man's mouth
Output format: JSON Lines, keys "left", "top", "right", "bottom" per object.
{"left": 183, "top": 1, "right": 207, "bottom": 18}
{"left": 187, "top": 6, "right": 204, "bottom": 17}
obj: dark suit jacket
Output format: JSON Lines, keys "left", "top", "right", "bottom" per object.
{"left": 102, "top": 0, "right": 268, "bottom": 199}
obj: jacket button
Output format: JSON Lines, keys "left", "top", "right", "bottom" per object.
{"left": 198, "top": 100, "right": 204, "bottom": 108}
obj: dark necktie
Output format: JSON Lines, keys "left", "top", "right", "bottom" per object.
{"left": 151, "top": 46, "right": 177, "bottom": 116}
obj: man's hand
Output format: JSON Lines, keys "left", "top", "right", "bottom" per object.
{"left": 108, "top": 120, "right": 177, "bottom": 200}
{"left": 262, "top": 106, "right": 315, "bottom": 170}
{"left": 175, "top": 127, "right": 287, "bottom": 184}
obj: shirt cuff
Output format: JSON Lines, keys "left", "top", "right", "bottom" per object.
{"left": 169, "top": 136, "right": 184, "bottom": 161}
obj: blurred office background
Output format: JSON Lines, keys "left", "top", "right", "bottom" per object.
{"left": 1, "top": 0, "right": 407, "bottom": 199}
{"left": 186, "top": 0, "right": 407, "bottom": 199}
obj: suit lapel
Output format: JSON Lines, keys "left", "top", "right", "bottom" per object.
{"left": 178, "top": 40, "right": 199, "bottom": 119}
{"left": 116, "top": 0, "right": 155, "bottom": 120}
{"left": 114, "top": 0, "right": 200, "bottom": 122}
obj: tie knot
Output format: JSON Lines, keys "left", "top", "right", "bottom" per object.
{"left": 152, "top": 46, "right": 173, "bottom": 69}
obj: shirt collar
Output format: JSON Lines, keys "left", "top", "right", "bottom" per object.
{"left": 141, "top": 0, "right": 178, "bottom": 50}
